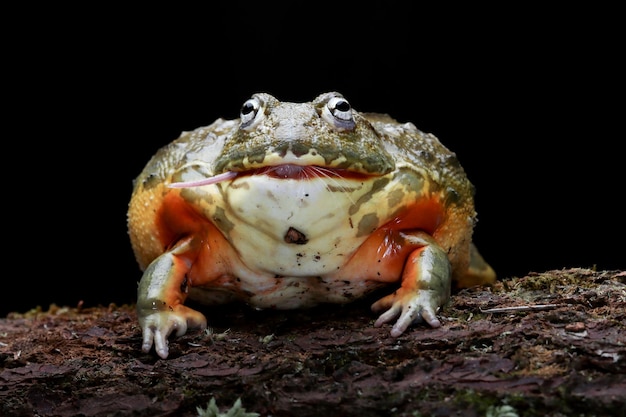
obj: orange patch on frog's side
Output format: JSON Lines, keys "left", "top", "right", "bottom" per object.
{"left": 341, "top": 198, "right": 447, "bottom": 283}
{"left": 155, "top": 192, "right": 243, "bottom": 288}
{"left": 155, "top": 192, "right": 210, "bottom": 250}
{"left": 383, "top": 197, "right": 445, "bottom": 233}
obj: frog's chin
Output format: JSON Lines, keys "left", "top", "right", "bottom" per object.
{"left": 169, "top": 164, "right": 372, "bottom": 188}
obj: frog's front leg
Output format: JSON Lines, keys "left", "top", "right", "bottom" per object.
{"left": 371, "top": 232, "right": 451, "bottom": 337}
{"left": 136, "top": 236, "right": 207, "bottom": 359}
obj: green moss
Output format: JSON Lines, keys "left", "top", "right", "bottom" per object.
{"left": 196, "top": 397, "right": 259, "bottom": 417}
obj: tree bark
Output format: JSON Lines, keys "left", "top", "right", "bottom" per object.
{"left": 1, "top": 268, "right": 624, "bottom": 417}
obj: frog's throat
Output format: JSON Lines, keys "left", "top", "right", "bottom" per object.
{"left": 168, "top": 164, "right": 375, "bottom": 188}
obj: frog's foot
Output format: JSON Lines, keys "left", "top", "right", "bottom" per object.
{"left": 371, "top": 289, "right": 442, "bottom": 337}
{"left": 371, "top": 238, "right": 451, "bottom": 337}
{"left": 139, "top": 305, "right": 207, "bottom": 359}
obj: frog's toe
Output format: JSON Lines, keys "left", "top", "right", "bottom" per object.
{"left": 417, "top": 305, "right": 441, "bottom": 329}
{"left": 150, "top": 327, "right": 170, "bottom": 360}
{"left": 373, "top": 302, "right": 401, "bottom": 329}
{"left": 141, "top": 326, "right": 155, "bottom": 355}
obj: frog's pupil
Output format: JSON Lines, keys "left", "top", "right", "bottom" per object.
{"left": 335, "top": 100, "right": 350, "bottom": 112}
{"left": 241, "top": 102, "right": 255, "bottom": 115}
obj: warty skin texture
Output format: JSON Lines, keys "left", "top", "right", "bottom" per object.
{"left": 128, "top": 92, "right": 496, "bottom": 358}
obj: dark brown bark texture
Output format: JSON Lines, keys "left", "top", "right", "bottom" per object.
{"left": 1, "top": 268, "right": 625, "bottom": 417}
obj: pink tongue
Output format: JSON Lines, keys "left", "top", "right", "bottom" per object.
{"left": 168, "top": 171, "right": 238, "bottom": 188}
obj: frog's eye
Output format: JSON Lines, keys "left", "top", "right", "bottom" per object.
{"left": 240, "top": 96, "right": 265, "bottom": 130}
{"left": 322, "top": 95, "right": 356, "bottom": 131}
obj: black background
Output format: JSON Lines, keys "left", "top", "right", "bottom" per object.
{"left": 4, "top": 6, "right": 623, "bottom": 317}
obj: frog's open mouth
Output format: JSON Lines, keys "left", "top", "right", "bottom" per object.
{"left": 168, "top": 164, "right": 373, "bottom": 188}
{"left": 252, "top": 165, "right": 372, "bottom": 180}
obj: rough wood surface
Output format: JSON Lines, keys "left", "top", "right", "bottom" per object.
{"left": 1, "top": 268, "right": 625, "bottom": 416}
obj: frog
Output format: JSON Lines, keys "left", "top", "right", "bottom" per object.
{"left": 127, "top": 92, "right": 496, "bottom": 359}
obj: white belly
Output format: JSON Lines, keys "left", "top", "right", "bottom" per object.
{"left": 222, "top": 175, "right": 375, "bottom": 276}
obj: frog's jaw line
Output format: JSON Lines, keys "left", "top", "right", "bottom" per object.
{"left": 168, "top": 171, "right": 238, "bottom": 188}
{"left": 252, "top": 164, "right": 360, "bottom": 181}
{"left": 168, "top": 164, "right": 373, "bottom": 188}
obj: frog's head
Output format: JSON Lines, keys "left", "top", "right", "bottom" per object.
{"left": 170, "top": 92, "right": 395, "bottom": 188}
